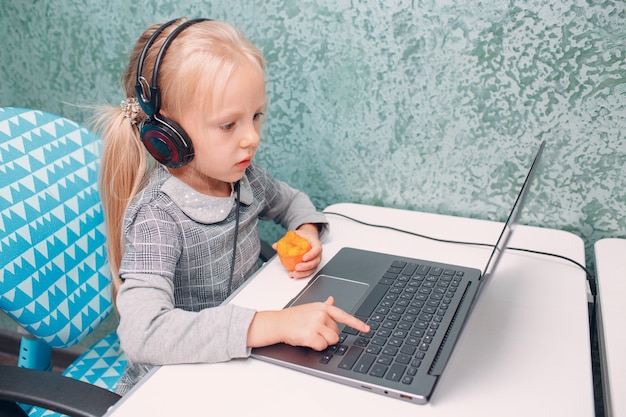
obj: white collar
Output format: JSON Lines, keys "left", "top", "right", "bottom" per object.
{"left": 160, "top": 172, "right": 253, "bottom": 224}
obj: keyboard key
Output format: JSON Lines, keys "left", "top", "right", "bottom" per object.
{"left": 354, "top": 337, "right": 369, "bottom": 347}
{"left": 392, "top": 329, "right": 408, "bottom": 339}
{"left": 410, "top": 329, "right": 424, "bottom": 338}
{"left": 370, "top": 314, "right": 384, "bottom": 322}
{"left": 325, "top": 344, "right": 338, "bottom": 353}
{"left": 354, "top": 353, "right": 376, "bottom": 373}
{"left": 386, "top": 363, "right": 407, "bottom": 381}
{"left": 402, "top": 263, "right": 418, "bottom": 275}
{"left": 400, "top": 345, "right": 416, "bottom": 355}
{"left": 377, "top": 328, "right": 392, "bottom": 337}
{"left": 384, "top": 271, "right": 400, "bottom": 279}
{"left": 336, "top": 344, "right": 348, "bottom": 355}
{"left": 387, "top": 267, "right": 402, "bottom": 275}
{"left": 391, "top": 260, "right": 406, "bottom": 269}
{"left": 419, "top": 313, "right": 434, "bottom": 321}
{"left": 397, "top": 322, "right": 412, "bottom": 330}
{"left": 405, "top": 336, "right": 420, "bottom": 346}
{"left": 382, "top": 346, "right": 398, "bottom": 356}
{"left": 396, "top": 354, "right": 411, "bottom": 364}
{"left": 388, "top": 338, "right": 403, "bottom": 347}
{"left": 371, "top": 336, "right": 387, "bottom": 346}
{"left": 415, "top": 321, "right": 428, "bottom": 330}
{"left": 338, "top": 346, "right": 363, "bottom": 370}
{"left": 360, "top": 328, "right": 374, "bottom": 337}
{"left": 402, "top": 314, "right": 417, "bottom": 323}
{"left": 382, "top": 321, "right": 397, "bottom": 329}
{"left": 366, "top": 345, "right": 381, "bottom": 355}
{"left": 417, "top": 265, "right": 430, "bottom": 275}
{"left": 319, "top": 353, "right": 333, "bottom": 364}
{"left": 377, "top": 355, "right": 393, "bottom": 365}
{"left": 385, "top": 293, "right": 399, "bottom": 301}
{"left": 369, "top": 363, "right": 388, "bottom": 378}
{"left": 387, "top": 313, "right": 401, "bottom": 321}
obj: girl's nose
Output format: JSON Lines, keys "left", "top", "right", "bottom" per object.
{"left": 240, "top": 123, "right": 260, "bottom": 148}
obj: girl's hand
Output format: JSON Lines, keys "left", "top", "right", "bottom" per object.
{"left": 248, "top": 296, "right": 370, "bottom": 351}
{"left": 273, "top": 224, "right": 322, "bottom": 279}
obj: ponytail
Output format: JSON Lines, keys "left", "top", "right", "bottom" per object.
{"left": 92, "top": 105, "right": 152, "bottom": 302}
{"left": 92, "top": 21, "right": 163, "bottom": 304}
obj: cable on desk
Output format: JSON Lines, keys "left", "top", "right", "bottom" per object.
{"left": 322, "top": 210, "right": 597, "bottom": 296}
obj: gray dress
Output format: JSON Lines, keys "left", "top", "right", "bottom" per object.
{"left": 114, "top": 163, "right": 328, "bottom": 395}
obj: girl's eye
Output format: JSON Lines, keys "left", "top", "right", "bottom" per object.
{"left": 254, "top": 112, "right": 265, "bottom": 121}
{"left": 220, "top": 122, "right": 235, "bottom": 131}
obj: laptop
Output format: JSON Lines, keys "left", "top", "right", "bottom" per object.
{"left": 252, "top": 141, "right": 546, "bottom": 404}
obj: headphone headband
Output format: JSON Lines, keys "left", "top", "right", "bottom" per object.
{"left": 134, "top": 18, "right": 211, "bottom": 116}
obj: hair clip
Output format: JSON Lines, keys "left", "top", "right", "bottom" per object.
{"left": 121, "top": 97, "right": 140, "bottom": 125}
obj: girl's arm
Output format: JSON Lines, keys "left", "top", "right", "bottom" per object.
{"left": 116, "top": 273, "right": 256, "bottom": 364}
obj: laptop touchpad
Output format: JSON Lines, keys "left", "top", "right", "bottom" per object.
{"left": 288, "top": 275, "right": 369, "bottom": 314}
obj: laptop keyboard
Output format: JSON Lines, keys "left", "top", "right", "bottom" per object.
{"left": 320, "top": 260, "right": 464, "bottom": 385}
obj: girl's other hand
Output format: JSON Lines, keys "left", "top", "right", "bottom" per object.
{"left": 273, "top": 224, "right": 323, "bottom": 279}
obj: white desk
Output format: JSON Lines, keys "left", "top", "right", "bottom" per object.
{"left": 104, "top": 203, "right": 594, "bottom": 417}
{"left": 595, "top": 238, "right": 626, "bottom": 417}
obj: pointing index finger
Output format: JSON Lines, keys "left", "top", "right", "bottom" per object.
{"left": 328, "top": 305, "right": 370, "bottom": 333}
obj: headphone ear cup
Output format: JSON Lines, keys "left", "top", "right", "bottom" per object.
{"left": 140, "top": 114, "right": 194, "bottom": 168}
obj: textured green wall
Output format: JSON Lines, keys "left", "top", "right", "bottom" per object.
{"left": 1, "top": 0, "right": 625, "bottom": 270}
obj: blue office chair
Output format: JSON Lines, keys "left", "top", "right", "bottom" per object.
{"left": 0, "top": 107, "right": 126, "bottom": 417}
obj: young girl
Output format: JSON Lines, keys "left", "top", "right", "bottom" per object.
{"left": 95, "top": 18, "right": 368, "bottom": 395}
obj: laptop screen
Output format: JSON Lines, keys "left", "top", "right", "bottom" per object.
{"left": 481, "top": 141, "right": 546, "bottom": 279}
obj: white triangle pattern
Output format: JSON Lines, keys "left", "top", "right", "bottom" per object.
{"left": 0, "top": 108, "right": 110, "bottom": 349}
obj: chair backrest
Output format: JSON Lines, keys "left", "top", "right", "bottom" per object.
{"left": 0, "top": 107, "right": 113, "bottom": 349}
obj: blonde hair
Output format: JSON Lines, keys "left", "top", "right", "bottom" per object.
{"left": 93, "top": 19, "right": 265, "bottom": 301}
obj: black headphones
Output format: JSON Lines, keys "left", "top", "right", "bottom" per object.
{"left": 134, "top": 18, "right": 211, "bottom": 168}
